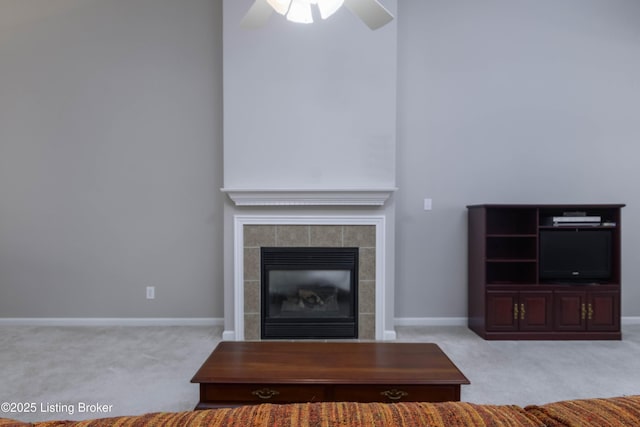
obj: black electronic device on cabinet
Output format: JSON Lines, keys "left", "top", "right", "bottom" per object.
{"left": 539, "top": 229, "right": 612, "bottom": 282}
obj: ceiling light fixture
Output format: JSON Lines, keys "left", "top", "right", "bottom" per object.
{"left": 266, "top": 0, "right": 345, "bottom": 24}
{"left": 242, "top": 0, "right": 393, "bottom": 30}
{"left": 284, "top": 0, "right": 315, "bottom": 24}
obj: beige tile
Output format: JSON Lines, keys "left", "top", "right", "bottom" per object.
{"left": 276, "top": 225, "right": 310, "bottom": 246}
{"left": 244, "top": 314, "right": 260, "bottom": 341}
{"left": 359, "top": 314, "right": 375, "bottom": 340}
{"left": 359, "top": 247, "right": 376, "bottom": 281}
{"left": 358, "top": 280, "right": 375, "bottom": 314}
{"left": 344, "top": 225, "right": 375, "bottom": 248}
{"left": 241, "top": 222, "right": 380, "bottom": 341}
{"left": 310, "top": 225, "right": 343, "bottom": 247}
{"left": 244, "top": 247, "right": 260, "bottom": 281}
{"left": 244, "top": 225, "right": 276, "bottom": 247}
{"left": 244, "top": 280, "right": 260, "bottom": 314}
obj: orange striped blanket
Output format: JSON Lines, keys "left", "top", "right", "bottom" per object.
{"left": 2, "top": 395, "right": 639, "bottom": 427}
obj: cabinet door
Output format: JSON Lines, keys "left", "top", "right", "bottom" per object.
{"left": 519, "top": 291, "right": 553, "bottom": 331}
{"left": 554, "top": 291, "right": 586, "bottom": 331}
{"left": 487, "top": 291, "right": 552, "bottom": 332}
{"left": 555, "top": 290, "right": 620, "bottom": 332}
{"left": 588, "top": 292, "right": 620, "bottom": 332}
{"left": 486, "top": 292, "right": 518, "bottom": 331}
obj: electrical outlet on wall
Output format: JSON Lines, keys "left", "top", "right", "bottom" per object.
{"left": 146, "top": 286, "right": 155, "bottom": 300}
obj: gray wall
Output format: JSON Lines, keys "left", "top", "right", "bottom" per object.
{"left": 1, "top": 0, "right": 639, "bottom": 320}
{"left": 396, "top": 0, "right": 640, "bottom": 318}
{"left": 0, "top": 0, "right": 224, "bottom": 317}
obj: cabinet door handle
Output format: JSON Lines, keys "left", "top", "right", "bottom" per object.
{"left": 514, "top": 304, "right": 519, "bottom": 320}
{"left": 381, "top": 389, "right": 409, "bottom": 400}
{"left": 252, "top": 388, "right": 280, "bottom": 400}
{"left": 520, "top": 303, "right": 525, "bottom": 320}
{"left": 588, "top": 304, "right": 594, "bottom": 320}
{"left": 581, "top": 303, "right": 586, "bottom": 320}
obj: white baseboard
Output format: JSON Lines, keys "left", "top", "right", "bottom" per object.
{"left": 395, "top": 317, "right": 468, "bottom": 327}
{"left": 622, "top": 317, "right": 640, "bottom": 325}
{"left": 0, "top": 318, "right": 223, "bottom": 327}
{"left": 395, "top": 317, "right": 640, "bottom": 327}
{"left": 3, "top": 316, "right": 638, "bottom": 328}
{"left": 222, "top": 330, "right": 236, "bottom": 340}
{"left": 382, "top": 329, "right": 397, "bottom": 340}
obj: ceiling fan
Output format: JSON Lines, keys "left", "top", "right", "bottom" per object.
{"left": 241, "top": 0, "right": 394, "bottom": 30}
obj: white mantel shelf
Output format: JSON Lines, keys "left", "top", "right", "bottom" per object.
{"left": 221, "top": 188, "right": 397, "bottom": 207}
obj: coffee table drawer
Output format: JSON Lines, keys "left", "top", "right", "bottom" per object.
{"left": 333, "top": 385, "right": 461, "bottom": 402}
{"left": 202, "top": 384, "right": 327, "bottom": 404}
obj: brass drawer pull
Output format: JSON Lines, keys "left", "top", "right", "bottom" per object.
{"left": 381, "top": 389, "right": 408, "bottom": 400}
{"left": 252, "top": 388, "right": 280, "bottom": 400}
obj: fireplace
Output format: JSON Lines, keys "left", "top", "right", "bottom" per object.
{"left": 261, "top": 247, "right": 358, "bottom": 339}
{"left": 224, "top": 215, "right": 395, "bottom": 341}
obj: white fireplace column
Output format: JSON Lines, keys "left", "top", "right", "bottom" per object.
{"left": 221, "top": 1, "right": 398, "bottom": 340}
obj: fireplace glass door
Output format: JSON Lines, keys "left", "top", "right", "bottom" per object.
{"left": 261, "top": 247, "right": 358, "bottom": 339}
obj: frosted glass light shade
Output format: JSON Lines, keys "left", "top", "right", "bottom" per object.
{"left": 287, "top": 0, "right": 314, "bottom": 23}
{"left": 263, "top": 0, "right": 350, "bottom": 25}
{"left": 267, "top": 0, "right": 292, "bottom": 15}
{"left": 251, "top": 0, "right": 393, "bottom": 30}
{"left": 316, "top": 0, "right": 344, "bottom": 19}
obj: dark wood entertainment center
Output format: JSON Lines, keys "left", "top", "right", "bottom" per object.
{"left": 467, "top": 204, "right": 624, "bottom": 340}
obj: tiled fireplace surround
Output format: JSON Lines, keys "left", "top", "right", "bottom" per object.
{"left": 242, "top": 223, "right": 376, "bottom": 340}
{"left": 226, "top": 208, "right": 394, "bottom": 341}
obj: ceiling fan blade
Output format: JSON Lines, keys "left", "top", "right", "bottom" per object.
{"left": 241, "top": 0, "right": 274, "bottom": 29}
{"left": 343, "top": 0, "right": 393, "bottom": 30}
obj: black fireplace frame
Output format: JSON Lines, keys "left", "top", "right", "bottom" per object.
{"left": 261, "top": 247, "right": 358, "bottom": 339}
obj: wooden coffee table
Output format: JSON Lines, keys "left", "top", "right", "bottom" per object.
{"left": 191, "top": 341, "right": 469, "bottom": 408}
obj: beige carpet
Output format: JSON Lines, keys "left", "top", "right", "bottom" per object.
{"left": 1, "top": 324, "right": 639, "bottom": 422}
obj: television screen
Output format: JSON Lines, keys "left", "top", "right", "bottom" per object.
{"left": 539, "top": 229, "right": 612, "bottom": 282}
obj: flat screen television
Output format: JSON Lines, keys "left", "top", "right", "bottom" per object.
{"left": 539, "top": 229, "right": 612, "bottom": 283}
